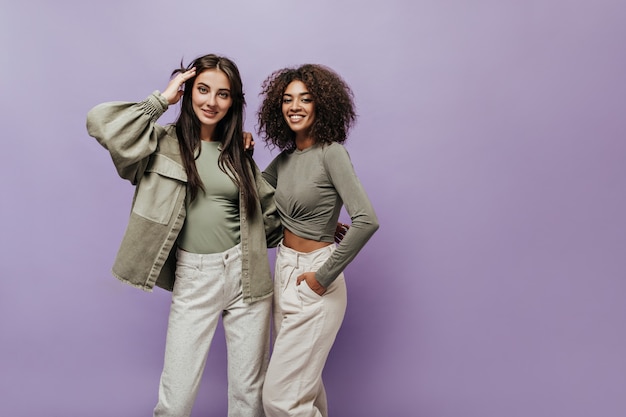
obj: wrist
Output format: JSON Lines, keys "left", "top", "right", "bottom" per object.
{"left": 311, "top": 275, "right": 326, "bottom": 291}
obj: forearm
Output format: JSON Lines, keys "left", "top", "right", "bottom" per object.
{"left": 315, "top": 211, "right": 379, "bottom": 287}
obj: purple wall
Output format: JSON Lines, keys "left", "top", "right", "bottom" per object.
{"left": 1, "top": 1, "right": 625, "bottom": 416}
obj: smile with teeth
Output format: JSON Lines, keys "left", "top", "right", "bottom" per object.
{"left": 289, "top": 114, "right": 304, "bottom": 122}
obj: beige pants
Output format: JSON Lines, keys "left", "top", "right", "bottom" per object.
{"left": 154, "top": 244, "right": 271, "bottom": 417}
{"left": 263, "top": 243, "right": 347, "bottom": 417}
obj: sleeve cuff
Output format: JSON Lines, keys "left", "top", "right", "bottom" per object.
{"left": 140, "top": 91, "right": 169, "bottom": 122}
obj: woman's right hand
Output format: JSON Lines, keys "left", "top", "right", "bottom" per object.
{"left": 162, "top": 67, "right": 197, "bottom": 105}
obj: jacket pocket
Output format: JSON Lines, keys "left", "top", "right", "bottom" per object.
{"left": 132, "top": 154, "right": 186, "bottom": 225}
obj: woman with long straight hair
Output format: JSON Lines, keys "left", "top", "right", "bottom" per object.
{"left": 87, "top": 53, "right": 282, "bottom": 417}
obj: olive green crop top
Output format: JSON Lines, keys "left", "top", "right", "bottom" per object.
{"left": 262, "top": 142, "right": 379, "bottom": 287}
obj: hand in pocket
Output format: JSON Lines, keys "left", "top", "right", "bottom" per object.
{"left": 296, "top": 272, "right": 326, "bottom": 296}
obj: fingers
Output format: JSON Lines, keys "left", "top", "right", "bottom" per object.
{"left": 243, "top": 131, "right": 256, "bottom": 150}
{"left": 296, "top": 272, "right": 326, "bottom": 295}
{"left": 178, "top": 67, "right": 196, "bottom": 87}
{"left": 296, "top": 272, "right": 310, "bottom": 286}
{"left": 163, "top": 67, "right": 196, "bottom": 105}
{"left": 334, "top": 222, "right": 350, "bottom": 243}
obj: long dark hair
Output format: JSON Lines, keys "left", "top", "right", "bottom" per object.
{"left": 257, "top": 64, "right": 356, "bottom": 152}
{"left": 172, "top": 54, "right": 257, "bottom": 216}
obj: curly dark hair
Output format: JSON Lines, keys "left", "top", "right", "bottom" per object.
{"left": 257, "top": 64, "right": 357, "bottom": 152}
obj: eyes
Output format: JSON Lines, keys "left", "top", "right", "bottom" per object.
{"left": 197, "top": 85, "right": 230, "bottom": 99}
{"left": 282, "top": 96, "right": 313, "bottom": 105}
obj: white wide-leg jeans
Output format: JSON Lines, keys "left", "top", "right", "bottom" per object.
{"left": 263, "top": 242, "right": 347, "bottom": 417}
{"left": 154, "top": 244, "right": 271, "bottom": 417}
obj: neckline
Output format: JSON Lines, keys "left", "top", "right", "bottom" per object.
{"left": 200, "top": 140, "right": 222, "bottom": 152}
{"left": 294, "top": 143, "right": 318, "bottom": 154}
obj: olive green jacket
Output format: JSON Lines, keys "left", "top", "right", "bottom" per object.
{"left": 86, "top": 91, "right": 282, "bottom": 302}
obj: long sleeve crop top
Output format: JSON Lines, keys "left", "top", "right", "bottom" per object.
{"left": 262, "top": 142, "right": 379, "bottom": 287}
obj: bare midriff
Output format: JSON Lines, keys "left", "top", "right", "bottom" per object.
{"left": 283, "top": 228, "right": 332, "bottom": 253}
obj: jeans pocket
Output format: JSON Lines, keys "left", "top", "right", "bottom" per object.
{"left": 298, "top": 279, "right": 323, "bottom": 302}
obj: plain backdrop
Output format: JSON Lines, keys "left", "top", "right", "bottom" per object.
{"left": 1, "top": 0, "right": 625, "bottom": 416}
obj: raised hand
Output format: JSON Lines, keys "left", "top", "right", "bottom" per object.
{"left": 162, "top": 67, "right": 197, "bottom": 105}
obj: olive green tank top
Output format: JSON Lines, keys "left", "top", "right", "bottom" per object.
{"left": 178, "top": 141, "right": 240, "bottom": 254}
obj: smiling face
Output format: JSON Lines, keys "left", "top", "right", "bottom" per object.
{"left": 191, "top": 68, "right": 233, "bottom": 140}
{"left": 282, "top": 80, "right": 315, "bottom": 141}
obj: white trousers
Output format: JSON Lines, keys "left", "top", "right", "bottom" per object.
{"left": 263, "top": 243, "right": 347, "bottom": 417}
{"left": 154, "top": 244, "right": 271, "bottom": 417}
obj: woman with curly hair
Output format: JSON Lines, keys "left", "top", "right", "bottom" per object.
{"left": 257, "top": 64, "right": 379, "bottom": 417}
{"left": 87, "top": 54, "right": 282, "bottom": 417}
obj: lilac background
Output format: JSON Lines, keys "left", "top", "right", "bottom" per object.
{"left": 1, "top": 0, "right": 625, "bottom": 416}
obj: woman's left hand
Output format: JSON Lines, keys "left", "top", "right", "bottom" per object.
{"left": 297, "top": 272, "right": 327, "bottom": 296}
{"left": 243, "top": 131, "right": 255, "bottom": 152}
{"left": 334, "top": 222, "right": 350, "bottom": 243}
